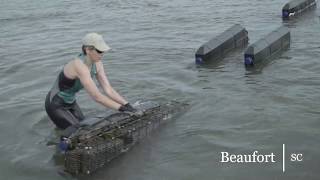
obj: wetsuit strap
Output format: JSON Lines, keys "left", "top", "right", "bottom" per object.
{"left": 49, "top": 76, "right": 60, "bottom": 102}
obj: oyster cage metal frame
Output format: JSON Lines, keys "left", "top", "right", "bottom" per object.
{"left": 61, "top": 101, "right": 186, "bottom": 175}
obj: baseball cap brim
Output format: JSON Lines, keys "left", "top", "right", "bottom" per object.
{"left": 95, "top": 42, "right": 111, "bottom": 52}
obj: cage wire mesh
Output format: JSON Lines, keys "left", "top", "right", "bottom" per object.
{"left": 61, "top": 101, "right": 187, "bottom": 175}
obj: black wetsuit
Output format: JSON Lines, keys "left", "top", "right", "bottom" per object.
{"left": 45, "top": 53, "right": 97, "bottom": 129}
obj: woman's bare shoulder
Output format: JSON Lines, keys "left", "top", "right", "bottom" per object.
{"left": 64, "top": 58, "right": 85, "bottom": 78}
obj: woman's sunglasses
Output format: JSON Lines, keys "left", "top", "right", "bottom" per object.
{"left": 88, "top": 46, "right": 104, "bottom": 54}
{"left": 95, "top": 48, "right": 104, "bottom": 54}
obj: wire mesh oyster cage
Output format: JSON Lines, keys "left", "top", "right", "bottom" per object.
{"left": 58, "top": 101, "right": 188, "bottom": 175}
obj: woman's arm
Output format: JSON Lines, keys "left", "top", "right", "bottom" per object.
{"left": 95, "top": 61, "right": 128, "bottom": 105}
{"left": 73, "top": 59, "right": 122, "bottom": 110}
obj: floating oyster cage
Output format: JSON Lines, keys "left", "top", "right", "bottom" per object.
{"left": 282, "top": 0, "right": 317, "bottom": 19}
{"left": 61, "top": 101, "right": 188, "bottom": 175}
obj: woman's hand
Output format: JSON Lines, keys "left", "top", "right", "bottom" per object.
{"left": 118, "top": 103, "right": 137, "bottom": 113}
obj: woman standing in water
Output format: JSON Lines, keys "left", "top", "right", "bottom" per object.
{"left": 45, "top": 33, "right": 136, "bottom": 129}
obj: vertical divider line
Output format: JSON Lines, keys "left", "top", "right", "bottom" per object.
{"left": 283, "top": 144, "right": 285, "bottom": 173}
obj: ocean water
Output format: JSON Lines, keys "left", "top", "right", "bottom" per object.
{"left": 0, "top": 0, "right": 320, "bottom": 179}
